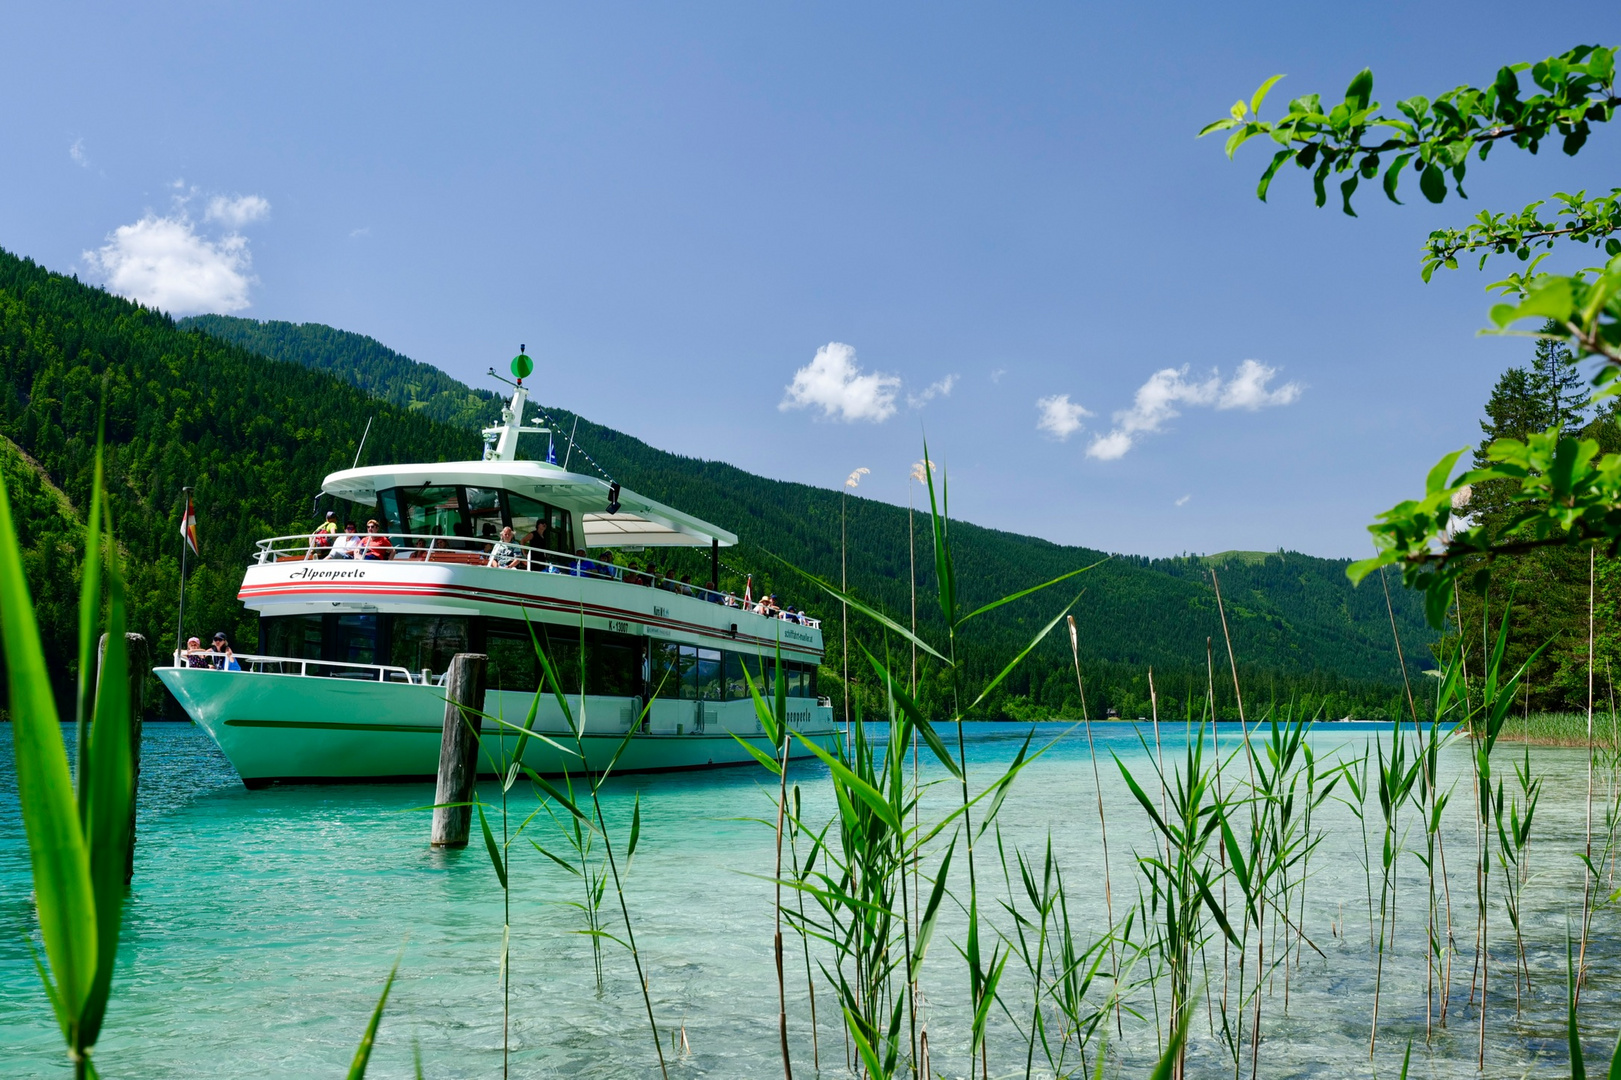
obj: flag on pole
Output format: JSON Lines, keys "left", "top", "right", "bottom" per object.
{"left": 742, "top": 574, "right": 753, "bottom": 605}
{"left": 180, "top": 495, "right": 199, "bottom": 556}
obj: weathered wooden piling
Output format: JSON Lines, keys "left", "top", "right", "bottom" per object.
{"left": 98, "top": 632, "right": 148, "bottom": 885}
{"left": 431, "top": 653, "right": 488, "bottom": 848}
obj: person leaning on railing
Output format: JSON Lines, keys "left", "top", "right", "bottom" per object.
{"left": 360, "top": 520, "right": 394, "bottom": 560}
{"left": 488, "top": 526, "right": 521, "bottom": 568}
{"left": 308, "top": 510, "right": 338, "bottom": 555}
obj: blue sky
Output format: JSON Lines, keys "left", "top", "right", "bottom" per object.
{"left": 2, "top": 3, "right": 1616, "bottom": 558}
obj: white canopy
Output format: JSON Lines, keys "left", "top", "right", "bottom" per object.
{"left": 320, "top": 459, "right": 736, "bottom": 549}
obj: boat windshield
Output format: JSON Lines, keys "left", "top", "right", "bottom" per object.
{"left": 373, "top": 485, "right": 574, "bottom": 552}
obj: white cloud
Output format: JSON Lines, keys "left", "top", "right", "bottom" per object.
{"left": 990, "top": 368, "right": 1006, "bottom": 383}
{"left": 1086, "top": 361, "right": 1302, "bottom": 460}
{"left": 204, "top": 193, "right": 271, "bottom": 228}
{"left": 1175, "top": 494, "right": 1191, "bottom": 507}
{"left": 69, "top": 139, "right": 89, "bottom": 168}
{"left": 1217, "top": 358, "right": 1302, "bottom": 410}
{"left": 84, "top": 214, "right": 256, "bottom": 315}
{"left": 907, "top": 374, "right": 958, "bottom": 408}
{"left": 1035, "top": 394, "right": 1091, "bottom": 440}
{"left": 780, "top": 342, "right": 900, "bottom": 423}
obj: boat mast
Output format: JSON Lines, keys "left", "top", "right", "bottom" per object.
{"left": 483, "top": 347, "right": 549, "bottom": 462}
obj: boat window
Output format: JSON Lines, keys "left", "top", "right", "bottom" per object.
{"left": 506, "top": 492, "right": 574, "bottom": 554}
{"left": 465, "top": 487, "right": 505, "bottom": 542}
{"left": 389, "top": 615, "right": 469, "bottom": 677}
{"left": 587, "top": 636, "right": 641, "bottom": 697}
{"left": 485, "top": 624, "right": 539, "bottom": 694}
{"left": 696, "top": 648, "right": 723, "bottom": 701}
{"left": 331, "top": 614, "right": 379, "bottom": 669}
{"left": 375, "top": 489, "right": 402, "bottom": 534}
{"left": 261, "top": 614, "right": 323, "bottom": 661}
{"left": 650, "top": 641, "right": 681, "bottom": 698}
{"left": 393, "top": 486, "right": 464, "bottom": 537}
{"left": 677, "top": 645, "right": 699, "bottom": 700}
{"left": 732, "top": 652, "right": 777, "bottom": 700}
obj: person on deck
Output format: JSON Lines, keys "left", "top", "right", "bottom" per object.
{"left": 211, "top": 632, "right": 239, "bottom": 671}
{"left": 360, "top": 520, "right": 394, "bottom": 560}
{"left": 488, "top": 526, "right": 520, "bottom": 568}
{"left": 328, "top": 521, "right": 360, "bottom": 559}
{"left": 184, "top": 637, "right": 209, "bottom": 668}
{"left": 522, "top": 523, "right": 547, "bottom": 567}
{"left": 309, "top": 511, "right": 338, "bottom": 555}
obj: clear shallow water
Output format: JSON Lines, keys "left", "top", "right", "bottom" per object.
{"left": 0, "top": 720, "right": 1616, "bottom": 1079}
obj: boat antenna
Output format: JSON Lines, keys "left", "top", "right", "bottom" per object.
{"left": 562, "top": 415, "right": 579, "bottom": 471}
{"left": 352, "top": 415, "right": 374, "bottom": 470}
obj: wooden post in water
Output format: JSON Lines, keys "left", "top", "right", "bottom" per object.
{"left": 431, "top": 653, "right": 488, "bottom": 848}
{"left": 98, "top": 632, "right": 148, "bottom": 885}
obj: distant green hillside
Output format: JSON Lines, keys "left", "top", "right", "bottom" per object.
{"left": 182, "top": 314, "right": 1436, "bottom": 719}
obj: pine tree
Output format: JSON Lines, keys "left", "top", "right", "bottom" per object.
{"left": 1528, "top": 318, "right": 1588, "bottom": 431}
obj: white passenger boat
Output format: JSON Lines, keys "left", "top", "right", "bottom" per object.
{"left": 156, "top": 367, "right": 837, "bottom": 787}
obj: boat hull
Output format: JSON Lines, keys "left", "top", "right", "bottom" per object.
{"left": 157, "top": 667, "right": 837, "bottom": 786}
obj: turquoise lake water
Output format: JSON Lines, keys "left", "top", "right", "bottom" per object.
{"left": 2, "top": 720, "right": 1617, "bottom": 1078}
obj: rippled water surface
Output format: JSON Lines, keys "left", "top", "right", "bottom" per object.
{"left": 2, "top": 720, "right": 1617, "bottom": 1078}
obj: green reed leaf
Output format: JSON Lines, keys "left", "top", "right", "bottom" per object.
{"left": 856, "top": 641, "right": 960, "bottom": 779}
{"left": 0, "top": 458, "right": 96, "bottom": 1034}
{"left": 913, "top": 832, "right": 956, "bottom": 969}
{"left": 762, "top": 549, "right": 947, "bottom": 664}
{"left": 627, "top": 793, "right": 641, "bottom": 866}
{"left": 791, "top": 732, "right": 902, "bottom": 833}
{"left": 967, "top": 591, "right": 1083, "bottom": 712}
{"left": 525, "top": 768, "right": 594, "bottom": 829}
{"left": 958, "top": 561, "right": 1104, "bottom": 626}
{"left": 529, "top": 839, "right": 583, "bottom": 876}
{"left": 346, "top": 953, "right": 402, "bottom": 1080}
{"left": 727, "top": 731, "right": 782, "bottom": 775}
{"left": 922, "top": 440, "right": 956, "bottom": 627}
{"left": 475, "top": 803, "right": 508, "bottom": 890}
{"left": 79, "top": 500, "right": 132, "bottom": 1047}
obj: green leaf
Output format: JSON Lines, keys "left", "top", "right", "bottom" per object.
{"left": 856, "top": 642, "right": 960, "bottom": 779}
{"left": 525, "top": 767, "right": 594, "bottom": 828}
{"left": 627, "top": 793, "right": 642, "bottom": 865}
{"left": 1250, "top": 73, "right": 1285, "bottom": 116}
{"left": 1256, "top": 148, "right": 1291, "bottom": 202}
{"left": 79, "top": 500, "right": 133, "bottom": 1047}
{"left": 1382, "top": 153, "right": 1412, "bottom": 204}
{"left": 1345, "top": 67, "right": 1374, "bottom": 112}
{"left": 958, "top": 558, "right": 1105, "bottom": 625}
{"left": 791, "top": 732, "right": 902, "bottom": 833}
{"left": 762, "top": 550, "right": 947, "bottom": 664}
{"left": 913, "top": 833, "right": 957, "bottom": 968}
{"left": 528, "top": 840, "right": 583, "bottom": 876}
{"left": 1420, "top": 162, "right": 1447, "bottom": 204}
{"left": 727, "top": 731, "right": 783, "bottom": 775}
{"left": 1340, "top": 173, "right": 1359, "bottom": 217}
{"left": 923, "top": 439, "right": 956, "bottom": 627}
{"left": 475, "top": 803, "right": 508, "bottom": 890}
{"left": 1569, "top": 928, "right": 1587, "bottom": 1080}
{"left": 347, "top": 954, "right": 402, "bottom": 1080}
{"left": 967, "top": 591, "right": 1083, "bottom": 712}
{"left": 0, "top": 459, "right": 97, "bottom": 1033}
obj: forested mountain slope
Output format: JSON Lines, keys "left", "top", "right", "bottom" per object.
{"left": 182, "top": 314, "right": 1435, "bottom": 718}
{"left": 0, "top": 250, "right": 477, "bottom": 702}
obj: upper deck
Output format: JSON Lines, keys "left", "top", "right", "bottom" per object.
{"left": 242, "top": 530, "right": 821, "bottom": 660}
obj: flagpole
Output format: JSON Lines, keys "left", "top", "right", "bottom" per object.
{"left": 175, "top": 486, "right": 191, "bottom": 661}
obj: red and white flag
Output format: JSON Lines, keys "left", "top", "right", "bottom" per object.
{"left": 180, "top": 495, "right": 199, "bottom": 556}
{"left": 742, "top": 574, "right": 753, "bottom": 605}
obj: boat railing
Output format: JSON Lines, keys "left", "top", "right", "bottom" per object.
{"left": 170, "top": 649, "right": 428, "bottom": 684}
{"left": 250, "top": 531, "right": 823, "bottom": 628}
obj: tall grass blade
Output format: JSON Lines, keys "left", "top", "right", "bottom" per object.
{"left": 80, "top": 501, "right": 131, "bottom": 1047}
{"left": 346, "top": 955, "right": 402, "bottom": 1080}
{"left": 0, "top": 460, "right": 97, "bottom": 1037}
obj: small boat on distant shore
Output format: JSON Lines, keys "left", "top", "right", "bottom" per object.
{"left": 157, "top": 361, "right": 836, "bottom": 787}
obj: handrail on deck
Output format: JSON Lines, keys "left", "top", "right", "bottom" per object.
{"left": 250, "top": 531, "right": 823, "bottom": 628}
{"left": 171, "top": 649, "right": 427, "bottom": 684}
